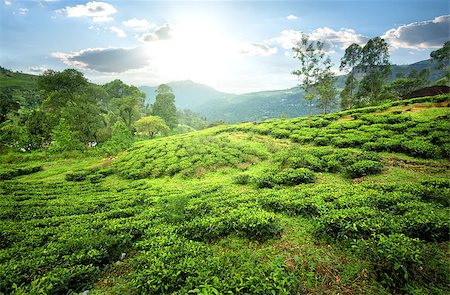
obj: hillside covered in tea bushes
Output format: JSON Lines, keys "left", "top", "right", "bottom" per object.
{"left": 1, "top": 94, "right": 449, "bottom": 294}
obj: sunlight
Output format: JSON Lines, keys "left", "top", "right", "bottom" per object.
{"left": 151, "top": 16, "right": 235, "bottom": 84}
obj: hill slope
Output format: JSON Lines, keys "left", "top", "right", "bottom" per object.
{"left": 1, "top": 94, "right": 449, "bottom": 294}
{"left": 139, "top": 80, "right": 233, "bottom": 111}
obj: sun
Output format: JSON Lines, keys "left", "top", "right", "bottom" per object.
{"left": 148, "top": 16, "right": 236, "bottom": 86}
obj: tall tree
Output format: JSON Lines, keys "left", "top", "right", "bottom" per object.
{"left": 430, "top": 41, "right": 450, "bottom": 69}
{"left": 38, "top": 69, "right": 103, "bottom": 145}
{"left": 339, "top": 43, "right": 362, "bottom": 109}
{"left": 292, "top": 34, "right": 332, "bottom": 126}
{"left": 355, "top": 37, "right": 391, "bottom": 105}
{"left": 103, "top": 80, "right": 145, "bottom": 129}
{"left": 151, "top": 84, "right": 178, "bottom": 129}
{"left": 134, "top": 116, "right": 169, "bottom": 138}
{"left": 316, "top": 72, "right": 337, "bottom": 114}
{"left": 430, "top": 41, "right": 449, "bottom": 85}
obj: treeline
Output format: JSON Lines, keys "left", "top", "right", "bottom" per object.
{"left": 293, "top": 38, "right": 449, "bottom": 116}
{"left": 0, "top": 69, "right": 208, "bottom": 154}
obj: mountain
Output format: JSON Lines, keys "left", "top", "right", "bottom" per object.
{"left": 196, "top": 87, "right": 320, "bottom": 122}
{"left": 391, "top": 59, "right": 447, "bottom": 81}
{"left": 139, "top": 80, "right": 233, "bottom": 111}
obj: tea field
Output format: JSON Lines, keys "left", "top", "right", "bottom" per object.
{"left": 1, "top": 94, "right": 449, "bottom": 294}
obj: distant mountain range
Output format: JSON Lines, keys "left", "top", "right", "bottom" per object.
{"left": 140, "top": 59, "right": 447, "bottom": 123}
{"left": 1, "top": 59, "right": 446, "bottom": 124}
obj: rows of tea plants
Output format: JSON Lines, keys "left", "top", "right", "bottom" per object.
{"left": 256, "top": 179, "right": 450, "bottom": 290}
{"left": 1, "top": 95, "right": 448, "bottom": 294}
{"left": 113, "top": 132, "right": 270, "bottom": 179}
{"left": 222, "top": 94, "right": 450, "bottom": 159}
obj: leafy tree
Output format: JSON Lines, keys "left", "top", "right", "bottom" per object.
{"left": 151, "top": 84, "right": 178, "bottom": 129}
{"left": 38, "top": 69, "right": 103, "bottom": 145}
{"left": 110, "top": 120, "right": 133, "bottom": 148}
{"left": 339, "top": 44, "right": 362, "bottom": 109}
{"left": 340, "top": 75, "right": 358, "bottom": 109}
{"left": 0, "top": 88, "right": 20, "bottom": 123}
{"left": 134, "top": 116, "right": 169, "bottom": 138}
{"left": 430, "top": 41, "right": 449, "bottom": 69}
{"left": 292, "top": 34, "right": 333, "bottom": 126}
{"left": 49, "top": 118, "right": 84, "bottom": 153}
{"left": 104, "top": 80, "right": 145, "bottom": 129}
{"left": 355, "top": 37, "right": 391, "bottom": 105}
{"left": 316, "top": 72, "right": 337, "bottom": 114}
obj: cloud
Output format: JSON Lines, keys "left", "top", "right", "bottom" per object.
{"left": 138, "top": 24, "right": 174, "bottom": 42}
{"left": 59, "top": 1, "right": 117, "bottom": 23}
{"left": 109, "top": 26, "right": 126, "bottom": 37}
{"left": 286, "top": 15, "right": 298, "bottom": 21}
{"left": 273, "top": 28, "right": 368, "bottom": 52}
{"left": 239, "top": 43, "right": 278, "bottom": 57}
{"left": 27, "top": 66, "right": 49, "bottom": 73}
{"left": 383, "top": 15, "right": 450, "bottom": 49}
{"left": 4, "top": 0, "right": 11, "bottom": 5}
{"left": 123, "top": 18, "right": 155, "bottom": 31}
{"left": 51, "top": 47, "right": 150, "bottom": 73}
{"left": 13, "top": 8, "right": 29, "bottom": 15}
{"left": 309, "top": 27, "right": 368, "bottom": 52}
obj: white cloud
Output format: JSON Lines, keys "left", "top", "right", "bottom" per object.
{"left": 13, "top": 8, "right": 29, "bottom": 15}
{"left": 109, "top": 26, "right": 126, "bottom": 38}
{"left": 4, "top": 0, "right": 11, "bottom": 5}
{"left": 59, "top": 1, "right": 117, "bottom": 23}
{"left": 138, "top": 24, "right": 174, "bottom": 42}
{"left": 27, "top": 66, "right": 49, "bottom": 73}
{"left": 383, "top": 15, "right": 450, "bottom": 49}
{"left": 123, "top": 18, "right": 155, "bottom": 31}
{"left": 286, "top": 15, "right": 298, "bottom": 21}
{"left": 239, "top": 43, "right": 278, "bottom": 57}
{"left": 51, "top": 47, "right": 151, "bottom": 73}
{"left": 309, "top": 27, "right": 368, "bottom": 52}
{"left": 273, "top": 27, "right": 368, "bottom": 52}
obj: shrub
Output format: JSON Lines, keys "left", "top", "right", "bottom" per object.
{"left": 402, "top": 139, "right": 440, "bottom": 158}
{"left": 273, "top": 168, "right": 316, "bottom": 185}
{"left": 345, "top": 160, "right": 383, "bottom": 178}
{"left": 233, "top": 173, "right": 251, "bottom": 185}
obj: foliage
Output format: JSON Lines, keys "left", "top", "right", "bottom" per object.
{"left": 430, "top": 40, "right": 450, "bottom": 69}
{"left": 151, "top": 84, "right": 178, "bottom": 129}
{"left": 292, "top": 34, "right": 333, "bottom": 125}
{"left": 134, "top": 116, "right": 169, "bottom": 138}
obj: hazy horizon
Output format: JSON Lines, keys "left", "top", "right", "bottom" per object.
{"left": 1, "top": 0, "right": 449, "bottom": 94}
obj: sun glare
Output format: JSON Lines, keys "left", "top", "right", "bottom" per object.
{"left": 149, "top": 16, "right": 236, "bottom": 86}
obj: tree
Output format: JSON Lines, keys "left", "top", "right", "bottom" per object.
{"left": 49, "top": 118, "right": 84, "bottom": 153}
{"left": 355, "top": 37, "right": 391, "bottom": 105}
{"left": 104, "top": 80, "right": 145, "bottom": 129}
{"left": 151, "top": 84, "right": 178, "bottom": 129}
{"left": 339, "top": 44, "right": 362, "bottom": 109}
{"left": 0, "top": 88, "right": 20, "bottom": 123}
{"left": 292, "top": 34, "right": 333, "bottom": 126}
{"left": 430, "top": 41, "right": 449, "bottom": 69}
{"left": 316, "top": 72, "right": 337, "bottom": 114}
{"left": 38, "top": 69, "right": 103, "bottom": 145}
{"left": 134, "top": 116, "right": 169, "bottom": 138}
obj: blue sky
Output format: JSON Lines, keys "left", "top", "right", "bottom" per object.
{"left": 1, "top": 0, "right": 449, "bottom": 93}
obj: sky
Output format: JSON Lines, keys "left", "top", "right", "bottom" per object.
{"left": 1, "top": 0, "right": 449, "bottom": 93}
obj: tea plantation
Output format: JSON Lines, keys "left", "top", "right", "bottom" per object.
{"left": 1, "top": 94, "right": 449, "bottom": 294}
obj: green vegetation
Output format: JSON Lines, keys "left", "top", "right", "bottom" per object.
{"left": 1, "top": 94, "right": 449, "bottom": 294}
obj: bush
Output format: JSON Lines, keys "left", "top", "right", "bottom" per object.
{"left": 402, "top": 139, "right": 440, "bottom": 158}
{"left": 0, "top": 164, "right": 42, "bottom": 180}
{"left": 345, "top": 160, "right": 383, "bottom": 178}
{"left": 233, "top": 173, "right": 251, "bottom": 185}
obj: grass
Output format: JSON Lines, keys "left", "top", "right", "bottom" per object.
{"left": 1, "top": 95, "right": 449, "bottom": 294}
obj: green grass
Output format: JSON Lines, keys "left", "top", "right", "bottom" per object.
{"left": 1, "top": 95, "right": 449, "bottom": 294}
